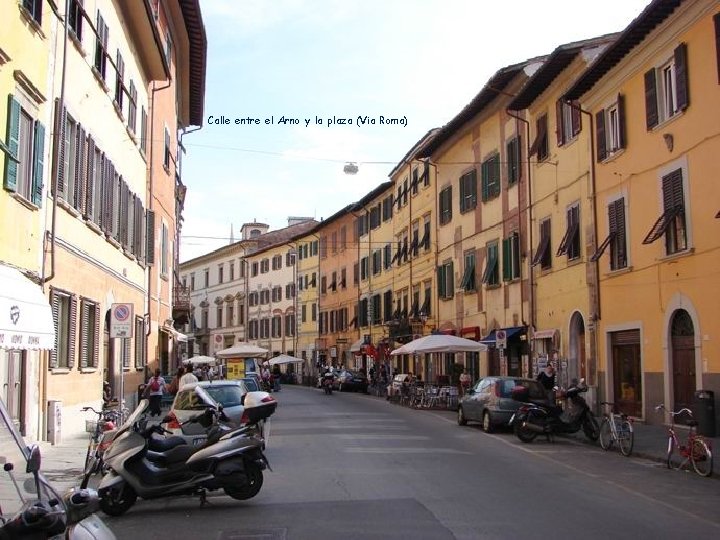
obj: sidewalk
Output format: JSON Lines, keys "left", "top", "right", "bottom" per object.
{"left": 37, "top": 431, "right": 90, "bottom": 494}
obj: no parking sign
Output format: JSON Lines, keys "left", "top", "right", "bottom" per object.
{"left": 110, "top": 303, "right": 134, "bottom": 338}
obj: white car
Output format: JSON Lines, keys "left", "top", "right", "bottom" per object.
{"left": 163, "top": 381, "right": 276, "bottom": 447}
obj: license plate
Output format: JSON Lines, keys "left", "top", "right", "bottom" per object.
{"left": 192, "top": 438, "right": 205, "bottom": 446}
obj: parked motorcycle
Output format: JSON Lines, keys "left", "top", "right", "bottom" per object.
{"left": 509, "top": 378, "right": 600, "bottom": 443}
{"left": 0, "top": 398, "right": 115, "bottom": 539}
{"left": 97, "top": 386, "right": 274, "bottom": 517}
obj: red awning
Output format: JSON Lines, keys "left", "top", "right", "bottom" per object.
{"left": 460, "top": 326, "right": 480, "bottom": 340}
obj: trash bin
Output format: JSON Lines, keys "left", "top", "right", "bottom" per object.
{"left": 693, "top": 390, "right": 716, "bottom": 437}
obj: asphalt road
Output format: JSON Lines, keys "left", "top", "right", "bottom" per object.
{"left": 105, "top": 385, "right": 720, "bottom": 540}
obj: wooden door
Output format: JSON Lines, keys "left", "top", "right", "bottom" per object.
{"left": 611, "top": 330, "right": 642, "bottom": 417}
{"left": 671, "top": 310, "right": 695, "bottom": 412}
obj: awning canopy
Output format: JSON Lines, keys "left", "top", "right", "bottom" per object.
{"left": 268, "top": 354, "right": 305, "bottom": 366}
{"left": 215, "top": 343, "right": 269, "bottom": 359}
{"left": 532, "top": 328, "right": 559, "bottom": 340}
{"left": 162, "top": 325, "right": 188, "bottom": 342}
{"left": 0, "top": 264, "right": 55, "bottom": 350}
{"left": 349, "top": 338, "right": 364, "bottom": 352}
{"left": 480, "top": 326, "right": 525, "bottom": 345}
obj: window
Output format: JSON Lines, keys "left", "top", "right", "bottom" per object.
{"left": 218, "top": 264, "right": 224, "bottom": 284}
{"left": 23, "top": 0, "right": 43, "bottom": 24}
{"left": 645, "top": 44, "right": 689, "bottom": 130}
{"left": 596, "top": 94, "right": 626, "bottom": 161}
{"left": 402, "top": 177, "right": 409, "bottom": 206}
{"left": 642, "top": 169, "right": 687, "bottom": 255}
{"left": 382, "top": 194, "right": 394, "bottom": 221}
{"left": 261, "top": 259, "right": 270, "bottom": 273}
{"left": 248, "top": 320, "right": 257, "bottom": 339}
{"left": 251, "top": 262, "right": 258, "bottom": 277}
{"left": 161, "top": 223, "right": 169, "bottom": 275}
{"left": 530, "top": 114, "right": 548, "bottom": 162}
{"left": 201, "top": 309, "right": 208, "bottom": 330}
{"left": 114, "top": 51, "right": 125, "bottom": 111}
{"left": 482, "top": 242, "right": 499, "bottom": 286}
{"left": 591, "top": 198, "right": 628, "bottom": 270}
{"left": 502, "top": 232, "right": 521, "bottom": 281}
{"left": 128, "top": 81, "right": 137, "bottom": 134}
{"left": 3, "top": 96, "right": 44, "bottom": 206}
{"left": 371, "top": 294, "right": 381, "bottom": 325}
{"left": 311, "top": 303, "right": 317, "bottom": 322}
{"left": 437, "top": 260, "right": 454, "bottom": 299}
{"left": 359, "top": 298, "right": 369, "bottom": 327}
{"left": 163, "top": 127, "right": 171, "bottom": 170}
{"left": 272, "top": 254, "right": 282, "bottom": 270}
{"left": 459, "top": 251, "right": 476, "bottom": 292}
{"left": 383, "top": 243, "right": 392, "bottom": 269}
{"left": 422, "top": 280, "right": 432, "bottom": 316}
{"left": 410, "top": 221, "right": 420, "bottom": 257}
{"left": 360, "top": 257, "right": 368, "bottom": 281}
{"left": 94, "top": 12, "right": 108, "bottom": 81}
{"left": 260, "top": 290, "right": 270, "bottom": 304}
{"left": 411, "top": 167, "right": 419, "bottom": 195}
{"left": 372, "top": 250, "right": 381, "bottom": 275}
{"left": 340, "top": 268, "right": 346, "bottom": 289}
{"left": 301, "top": 304, "right": 307, "bottom": 323}
{"left": 285, "top": 314, "right": 295, "bottom": 337}
{"left": 557, "top": 205, "right": 580, "bottom": 260}
{"left": 204, "top": 268, "right": 209, "bottom": 288}
{"left": 190, "top": 274, "right": 195, "bottom": 291}
{"left": 50, "top": 289, "right": 76, "bottom": 369}
{"left": 507, "top": 135, "right": 521, "bottom": 186}
{"left": 556, "top": 99, "right": 581, "bottom": 146}
{"left": 383, "top": 290, "right": 393, "bottom": 322}
{"left": 134, "top": 316, "right": 146, "bottom": 368}
{"left": 164, "top": 30, "right": 173, "bottom": 67}
{"left": 320, "top": 276, "right": 327, "bottom": 294}
{"left": 69, "top": 0, "right": 83, "bottom": 40}
{"left": 140, "top": 107, "right": 147, "bottom": 153}
{"left": 421, "top": 161, "right": 430, "bottom": 187}
{"left": 353, "top": 263, "right": 359, "bottom": 285}
{"left": 260, "top": 319, "right": 270, "bottom": 339}
{"left": 216, "top": 306, "right": 223, "bottom": 328}
{"left": 439, "top": 186, "right": 452, "bottom": 225}
{"left": 79, "top": 299, "right": 99, "bottom": 369}
{"left": 369, "top": 205, "right": 381, "bottom": 230}
{"left": 286, "top": 283, "right": 295, "bottom": 299}
{"left": 459, "top": 169, "right": 477, "bottom": 212}
{"left": 229, "top": 262, "right": 234, "bottom": 281}
{"left": 272, "top": 316, "right": 282, "bottom": 338}
{"left": 227, "top": 304, "right": 234, "bottom": 326}
{"left": 481, "top": 154, "right": 500, "bottom": 201}
{"left": 532, "top": 218, "right": 552, "bottom": 270}
{"left": 339, "top": 226, "right": 346, "bottom": 250}
{"left": 238, "top": 303, "right": 245, "bottom": 325}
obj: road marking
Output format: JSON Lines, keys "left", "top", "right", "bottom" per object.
{"left": 344, "top": 447, "right": 472, "bottom": 455}
{"left": 334, "top": 434, "right": 430, "bottom": 440}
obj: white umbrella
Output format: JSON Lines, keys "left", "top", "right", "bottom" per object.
{"left": 268, "top": 354, "right": 305, "bottom": 366}
{"left": 215, "top": 343, "right": 269, "bottom": 358}
{"left": 187, "top": 355, "right": 216, "bottom": 365}
{"left": 390, "top": 334, "right": 488, "bottom": 355}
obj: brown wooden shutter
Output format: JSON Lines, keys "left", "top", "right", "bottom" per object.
{"left": 644, "top": 69, "right": 659, "bottom": 130}
{"left": 615, "top": 199, "right": 626, "bottom": 264}
{"left": 49, "top": 290, "right": 59, "bottom": 369}
{"left": 595, "top": 110, "right": 607, "bottom": 162}
{"left": 94, "top": 153, "right": 104, "bottom": 228}
{"left": 611, "top": 329, "right": 640, "bottom": 346}
{"left": 715, "top": 13, "right": 720, "bottom": 84}
{"left": 53, "top": 102, "right": 66, "bottom": 198}
{"left": 674, "top": 43, "right": 689, "bottom": 111}
{"left": 617, "top": 94, "right": 626, "bottom": 149}
{"left": 120, "top": 180, "right": 129, "bottom": 249}
{"left": 79, "top": 301, "right": 89, "bottom": 368}
{"left": 85, "top": 136, "right": 95, "bottom": 219}
{"left": 571, "top": 100, "right": 581, "bottom": 136}
{"left": 67, "top": 294, "right": 77, "bottom": 369}
{"left": 662, "top": 170, "right": 683, "bottom": 211}
{"left": 555, "top": 99, "right": 564, "bottom": 146}
{"left": 146, "top": 209, "right": 155, "bottom": 264}
{"left": 75, "top": 125, "right": 87, "bottom": 213}
{"left": 93, "top": 303, "right": 100, "bottom": 368}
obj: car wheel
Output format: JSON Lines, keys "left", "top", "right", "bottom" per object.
{"left": 482, "top": 411, "right": 494, "bottom": 433}
{"left": 457, "top": 406, "right": 468, "bottom": 426}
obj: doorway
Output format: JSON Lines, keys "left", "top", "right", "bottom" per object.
{"left": 568, "top": 313, "right": 586, "bottom": 385}
{"left": 0, "top": 350, "right": 25, "bottom": 434}
{"left": 670, "top": 310, "right": 695, "bottom": 412}
{"left": 611, "top": 329, "right": 642, "bottom": 417}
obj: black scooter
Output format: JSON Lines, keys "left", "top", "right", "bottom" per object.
{"left": 97, "top": 387, "right": 275, "bottom": 516}
{"left": 510, "top": 378, "right": 600, "bottom": 443}
{"left": 322, "top": 373, "right": 334, "bottom": 395}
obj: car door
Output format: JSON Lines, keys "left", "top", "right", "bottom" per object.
{"left": 476, "top": 378, "right": 495, "bottom": 418}
{"left": 465, "top": 379, "right": 490, "bottom": 420}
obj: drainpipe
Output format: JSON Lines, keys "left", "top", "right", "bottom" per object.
{"left": 506, "top": 109, "right": 533, "bottom": 333}
{"left": 42, "top": 0, "right": 71, "bottom": 287}
{"left": 571, "top": 102, "right": 601, "bottom": 388}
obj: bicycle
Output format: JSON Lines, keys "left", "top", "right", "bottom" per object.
{"left": 80, "top": 406, "right": 121, "bottom": 488}
{"left": 655, "top": 404, "right": 713, "bottom": 477}
{"left": 598, "top": 401, "right": 634, "bottom": 456}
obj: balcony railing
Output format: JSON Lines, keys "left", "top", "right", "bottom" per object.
{"left": 173, "top": 285, "right": 191, "bottom": 325}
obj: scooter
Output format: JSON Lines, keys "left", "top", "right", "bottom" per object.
{"left": 322, "top": 373, "right": 333, "bottom": 395}
{"left": 97, "top": 387, "right": 273, "bottom": 517}
{"left": 0, "top": 399, "right": 115, "bottom": 539}
{"left": 509, "top": 378, "right": 600, "bottom": 443}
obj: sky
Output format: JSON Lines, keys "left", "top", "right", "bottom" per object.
{"left": 179, "top": 0, "right": 653, "bottom": 262}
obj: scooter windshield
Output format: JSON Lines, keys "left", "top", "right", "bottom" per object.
{"left": 0, "top": 400, "right": 58, "bottom": 522}
{"left": 193, "top": 385, "right": 220, "bottom": 409}
{"left": 116, "top": 398, "right": 151, "bottom": 435}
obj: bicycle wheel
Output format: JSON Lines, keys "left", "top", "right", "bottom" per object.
{"left": 666, "top": 438, "right": 683, "bottom": 470}
{"left": 690, "top": 438, "right": 713, "bottom": 477}
{"left": 599, "top": 417, "right": 613, "bottom": 451}
{"left": 617, "top": 420, "right": 634, "bottom": 457}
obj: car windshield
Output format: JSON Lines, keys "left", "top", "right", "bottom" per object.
{"left": 204, "top": 385, "right": 245, "bottom": 408}
{"left": 0, "top": 401, "right": 58, "bottom": 521}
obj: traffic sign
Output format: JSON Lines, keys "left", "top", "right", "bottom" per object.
{"left": 496, "top": 329, "right": 507, "bottom": 349}
{"left": 110, "top": 303, "right": 134, "bottom": 338}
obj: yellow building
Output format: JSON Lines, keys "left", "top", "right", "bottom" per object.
{"left": 0, "top": 0, "right": 55, "bottom": 440}
{"left": 387, "top": 130, "right": 439, "bottom": 379}
{"left": 508, "top": 34, "right": 618, "bottom": 394}
{"left": 565, "top": 0, "right": 720, "bottom": 425}
{"left": 419, "top": 59, "right": 543, "bottom": 382}
{"left": 294, "top": 229, "right": 319, "bottom": 381}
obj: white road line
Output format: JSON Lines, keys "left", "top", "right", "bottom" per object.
{"left": 334, "top": 434, "right": 430, "bottom": 440}
{"left": 344, "top": 447, "right": 472, "bottom": 455}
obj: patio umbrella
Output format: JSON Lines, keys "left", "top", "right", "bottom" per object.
{"left": 215, "top": 343, "right": 269, "bottom": 358}
{"left": 390, "top": 334, "right": 488, "bottom": 355}
{"left": 186, "top": 355, "right": 216, "bottom": 365}
{"left": 268, "top": 354, "right": 305, "bottom": 366}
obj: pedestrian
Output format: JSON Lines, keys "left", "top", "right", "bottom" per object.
{"left": 179, "top": 363, "right": 199, "bottom": 388}
{"left": 145, "top": 368, "right": 166, "bottom": 417}
{"left": 459, "top": 369, "right": 471, "bottom": 395}
{"left": 536, "top": 362, "right": 556, "bottom": 402}
{"left": 167, "top": 367, "right": 184, "bottom": 395}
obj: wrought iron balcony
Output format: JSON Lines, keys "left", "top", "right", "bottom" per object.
{"left": 172, "top": 285, "right": 191, "bottom": 325}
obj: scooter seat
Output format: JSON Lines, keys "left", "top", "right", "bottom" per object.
{"left": 148, "top": 434, "right": 187, "bottom": 452}
{"left": 147, "top": 444, "right": 196, "bottom": 465}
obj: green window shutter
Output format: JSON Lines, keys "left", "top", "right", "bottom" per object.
{"left": 49, "top": 290, "right": 59, "bottom": 369}
{"left": 67, "top": 294, "right": 77, "bottom": 369}
{"left": 146, "top": 209, "right": 155, "bottom": 264}
{"left": 674, "top": 43, "right": 689, "bottom": 111}
{"left": 447, "top": 261, "right": 454, "bottom": 297}
{"left": 32, "top": 121, "right": 45, "bottom": 206}
{"left": 92, "top": 303, "right": 100, "bottom": 368}
{"left": 512, "top": 233, "right": 520, "bottom": 279}
{"left": 481, "top": 161, "right": 489, "bottom": 201}
{"left": 4, "top": 95, "right": 20, "bottom": 192}
{"left": 644, "top": 69, "right": 658, "bottom": 130}
{"left": 502, "top": 238, "right": 510, "bottom": 281}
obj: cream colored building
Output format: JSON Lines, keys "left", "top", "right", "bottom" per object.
{"left": 294, "top": 229, "right": 319, "bottom": 380}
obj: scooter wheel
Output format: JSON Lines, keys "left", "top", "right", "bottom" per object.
{"left": 514, "top": 423, "right": 538, "bottom": 443}
{"left": 224, "top": 463, "right": 264, "bottom": 500}
{"left": 100, "top": 482, "right": 137, "bottom": 517}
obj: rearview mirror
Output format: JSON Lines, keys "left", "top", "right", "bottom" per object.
{"left": 26, "top": 444, "right": 41, "bottom": 474}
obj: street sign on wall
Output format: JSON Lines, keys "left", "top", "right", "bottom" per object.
{"left": 496, "top": 329, "right": 507, "bottom": 349}
{"left": 110, "top": 303, "right": 134, "bottom": 338}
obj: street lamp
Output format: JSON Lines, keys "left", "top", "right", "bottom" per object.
{"left": 343, "top": 162, "right": 359, "bottom": 175}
